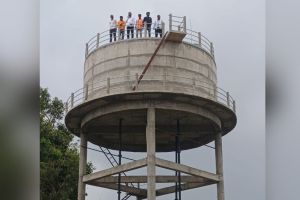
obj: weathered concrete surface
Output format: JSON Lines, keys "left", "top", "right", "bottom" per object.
{"left": 84, "top": 38, "right": 216, "bottom": 88}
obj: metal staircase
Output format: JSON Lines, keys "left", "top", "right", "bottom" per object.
{"left": 99, "top": 146, "right": 137, "bottom": 200}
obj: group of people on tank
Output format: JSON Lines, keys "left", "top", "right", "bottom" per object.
{"left": 109, "top": 12, "right": 164, "bottom": 42}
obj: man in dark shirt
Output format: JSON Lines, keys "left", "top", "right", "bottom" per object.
{"left": 143, "top": 12, "right": 152, "bottom": 37}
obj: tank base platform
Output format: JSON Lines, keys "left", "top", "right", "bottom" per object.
{"left": 65, "top": 92, "right": 236, "bottom": 152}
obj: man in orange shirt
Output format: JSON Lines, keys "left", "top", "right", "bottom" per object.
{"left": 136, "top": 14, "right": 143, "bottom": 38}
{"left": 117, "top": 16, "right": 125, "bottom": 40}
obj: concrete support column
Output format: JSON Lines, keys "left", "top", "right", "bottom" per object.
{"left": 146, "top": 107, "right": 156, "bottom": 200}
{"left": 78, "top": 131, "right": 87, "bottom": 200}
{"left": 215, "top": 132, "right": 225, "bottom": 200}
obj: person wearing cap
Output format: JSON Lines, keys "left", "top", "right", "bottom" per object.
{"left": 126, "top": 12, "right": 135, "bottom": 39}
{"left": 143, "top": 12, "right": 152, "bottom": 37}
{"left": 117, "top": 16, "right": 125, "bottom": 40}
{"left": 109, "top": 14, "right": 117, "bottom": 42}
{"left": 153, "top": 15, "right": 163, "bottom": 38}
{"left": 136, "top": 14, "right": 143, "bottom": 38}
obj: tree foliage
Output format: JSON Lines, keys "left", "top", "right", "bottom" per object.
{"left": 40, "top": 88, "right": 93, "bottom": 200}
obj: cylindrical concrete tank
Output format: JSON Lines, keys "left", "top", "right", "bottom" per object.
{"left": 65, "top": 36, "right": 236, "bottom": 152}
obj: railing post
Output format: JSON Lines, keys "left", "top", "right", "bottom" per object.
{"left": 85, "top": 43, "right": 88, "bottom": 58}
{"left": 162, "top": 22, "right": 165, "bottom": 36}
{"left": 198, "top": 32, "right": 202, "bottom": 47}
{"left": 135, "top": 73, "right": 139, "bottom": 89}
{"left": 84, "top": 84, "right": 88, "bottom": 100}
{"left": 71, "top": 93, "right": 74, "bottom": 108}
{"left": 233, "top": 100, "right": 236, "bottom": 113}
{"left": 183, "top": 16, "right": 187, "bottom": 33}
{"left": 163, "top": 70, "right": 167, "bottom": 89}
{"left": 226, "top": 92, "right": 230, "bottom": 107}
{"left": 169, "top": 14, "right": 172, "bottom": 31}
{"left": 213, "top": 85, "right": 217, "bottom": 98}
{"left": 65, "top": 102, "right": 68, "bottom": 115}
{"left": 144, "top": 23, "right": 147, "bottom": 38}
{"left": 96, "top": 33, "right": 100, "bottom": 48}
{"left": 127, "top": 71, "right": 131, "bottom": 89}
{"left": 210, "top": 42, "right": 214, "bottom": 57}
{"left": 107, "top": 77, "right": 110, "bottom": 94}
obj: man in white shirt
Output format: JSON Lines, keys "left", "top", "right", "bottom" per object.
{"left": 109, "top": 14, "right": 117, "bottom": 42}
{"left": 153, "top": 15, "right": 163, "bottom": 38}
{"left": 126, "top": 12, "right": 135, "bottom": 39}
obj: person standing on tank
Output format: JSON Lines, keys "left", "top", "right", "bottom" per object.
{"left": 143, "top": 12, "right": 152, "bottom": 37}
{"left": 136, "top": 14, "right": 143, "bottom": 38}
{"left": 109, "top": 14, "right": 117, "bottom": 42}
{"left": 153, "top": 14, "right": 163, "bottom": 38}
{"left": 117, "top": 16, "right": 126, "bottom": 40}
{"left": 126, "top": 12, "right": 135, "bottom": 39}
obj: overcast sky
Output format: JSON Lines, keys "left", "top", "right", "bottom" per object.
{"left": 40, "top": 0, "right": 265, "bottom": 199}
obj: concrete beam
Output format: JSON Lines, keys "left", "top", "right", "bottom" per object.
{"left": 156, "top": 181, "right": 215, "bottom": 197}
{"left": 87, "top": 125, "right": 214, "bottom": 135}
{"left": 87, "top": 181, "right": 147, "bottom": 197}
{"left": 83, "top": 158, "right": 147, "bottom": 182}
{"left": 156, "top": 158, "right": 220, "bottom": 182}
{"left": 96, "top": 175, "right": 208, "bottom": 183}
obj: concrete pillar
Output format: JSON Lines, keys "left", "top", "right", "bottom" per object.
{"left": 215, "top": 132, "right": 225, "bottom": 200}
{"left": 78, "top": 131, "right": 87, "bottom": 200}
{"left": 146, "top": 107, "right": 156, "bottom": 200}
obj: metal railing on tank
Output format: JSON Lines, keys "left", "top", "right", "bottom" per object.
{"left": 65, "top": 74, "right": 236, "bottom": 114}
{"left": 85, "top": 13, "right": 215, "bottom": 59}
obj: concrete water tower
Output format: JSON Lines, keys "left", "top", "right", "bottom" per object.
{"left": 65, "top": 14, "right": 237, "bottom": 200}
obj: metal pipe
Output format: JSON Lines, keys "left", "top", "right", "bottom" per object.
{"left": 175, "top": 150, "right": 178, "bottom": 200}
{"left": 177, "top": 119, "right": 181, "bottom": 200}
{"left": 118, "top": 119, "right": 123, "bottom": 200}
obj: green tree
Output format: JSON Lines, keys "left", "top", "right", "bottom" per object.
{"left": 40, "top": 88, "right": 93, "bottom": 200}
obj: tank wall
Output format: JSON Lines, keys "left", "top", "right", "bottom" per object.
{"left": 84, "top": 39, "right": 217, "bottom": 100}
